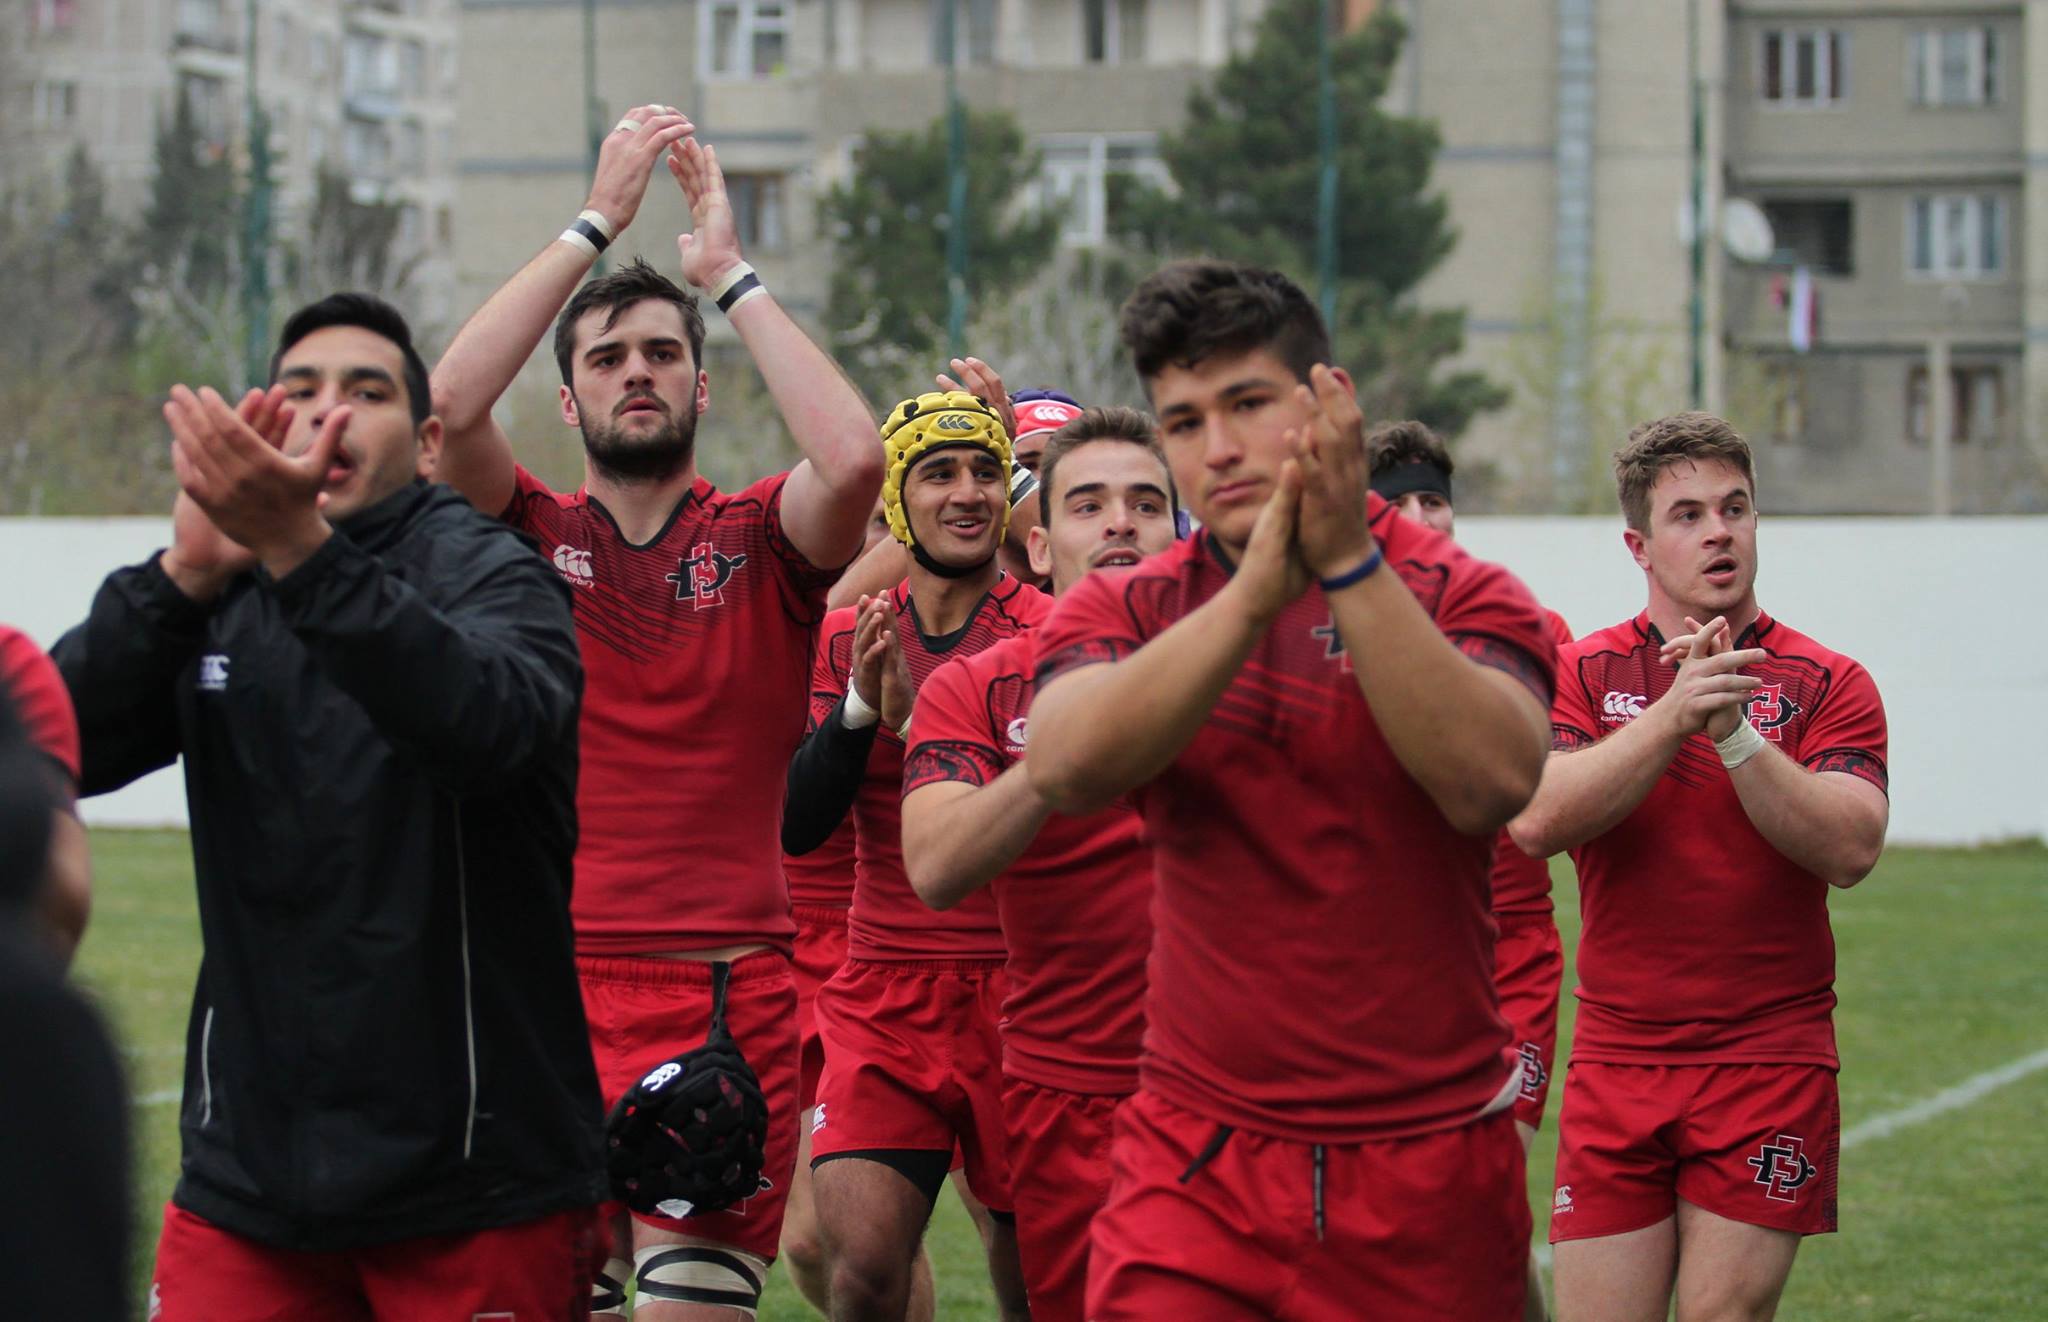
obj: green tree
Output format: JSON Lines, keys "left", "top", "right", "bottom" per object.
{"left": 821, "top": 109, "right": 1061, "bottom": 394}
{"left": 1120, "top": 0, "right": 1506, "bottom": 437}
{"left": 138, "top": 83, "right": 238, "bottom": 302}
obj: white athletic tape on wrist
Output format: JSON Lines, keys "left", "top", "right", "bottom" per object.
{"left": 708, "top": 262, "right": 756, "bottom": 303}
{"left": 842, "top": 679, "right": 881, "bottom": 729}
{"left": 578, "top": 208, "right": 618, "bottom": 243}
{"left": 1715, "top": 718, "right": 1767, "bottom": 770}
{"left": 634, "top": 1243, "right": 767, "bottom": 1318}
{"left": 558, "top": 226, "right": 600, "bottom": 258}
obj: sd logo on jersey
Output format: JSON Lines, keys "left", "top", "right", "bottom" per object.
{"left": 1744, "top": 683, "right": 1801, "bottom": 739}
{"left": 667, "top": 542, "right": 748, "bottom": 609}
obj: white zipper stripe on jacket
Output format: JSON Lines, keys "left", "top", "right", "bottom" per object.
{"left": 454, "top": 804, "right": 479, "bottom": 1159}
{"left": 199, "top": 1006, "right": 215, "bottom": 1126}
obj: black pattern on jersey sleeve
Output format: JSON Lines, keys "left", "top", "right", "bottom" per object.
{"left": 1034, "top": 637, "right": 1135, "bottom": 688}
{"left": 1449, "top": 632, "right": 1554, "bottom": 707}
{"left": 1804, "top": 747, "right": 1890, "bottom": 795}
{"left": 1552, "top": 723, "right": 1595, "bottom": 752}
{"left": 904, "top": 739, "right": 1003, "bottom": 794}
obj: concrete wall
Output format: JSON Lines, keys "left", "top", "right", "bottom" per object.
{"left": 4, "top": 515, "right": 2043, "bottom": 846}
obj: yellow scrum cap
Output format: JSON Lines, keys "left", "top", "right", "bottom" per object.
{"left": 878, "top": 390, "right": 1015, "bottom": 550}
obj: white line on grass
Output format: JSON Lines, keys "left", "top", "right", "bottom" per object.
{"left": 1532, "top": 1044, "right": 2048, "bottom": 1270}
{"left": 134, "top": 1087, "right": 182, "bottom": 1107}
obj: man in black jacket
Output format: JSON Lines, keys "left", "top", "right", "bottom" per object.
{"left": 55, "top": 295, "right": 607, "bottom": 1321}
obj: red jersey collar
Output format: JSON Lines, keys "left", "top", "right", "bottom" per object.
{"left": 579, "top": 475, "right": 712, "bottom": 550}
{"left": 1636, "top": 607, "right": 1775, "bottom": 650}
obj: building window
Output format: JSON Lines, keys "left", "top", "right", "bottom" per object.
{"left": 400, "top": 40, "right": 426, "bottom": 97}
{"left": 1908, "top": 194, "right": 2005, "bottom": 278}
{"left": 32, "top": 80, "right": 78, "bottom": 127}
{"left": 1760, "top": 28, "right": 1844, "bottom": 106}
{"left": 31, "top": 0, "right": 79, "bottom": 34}
{"left": 1038, "top": 135, "right": 1171, "bottom": 246}
{"left": 174, "top": 0, "right": 232, "bottom": 51}
{"left": 1910, "top": 27, "right": 2000, "bottom": 107}
{"left": 726, "top": 174, "right": 787, "bottom": 250}
{"left": 180, "top": 73, "right": 231, "bottom": 153}
{"left": 1907, "top": 365, "right": 2002, "bottom": 444}
{"left": 930, "top": 0, "right": 998, "bottom": 66}
{"left": 344, "top": 120, "right": 392, "bottom": 181}
{"left": 1085, "top": 0, "right": 1146, "bottom": 64}
{"left": 1760, "top": 199, "right": 1852, "bottom": 275}
{"left": 702, "top": 2, "right": 788, "bottom": 79}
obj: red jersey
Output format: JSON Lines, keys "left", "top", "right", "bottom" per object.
{"left": 809, "top": 576, "right": 1050, "bottom": 962}
{"left": 1490, "top": 609, "right": 1577, "bottom": 920}
{"left": 906, "top": 632, "right": 1152, "bottom": 1095}
{"left": 784, "top": 827, "right": 855, "bottom": 909}
{"left": 505, "top": 465, "right": 837, "bottom": 954}
{"left": 1032, "top": 497, "right": 1558, "bottom": 1143}
{"left": 0, "top": 625, "right": 79, "bottom": 785}
{"left": 1552, "top": 610, "right": 1888, "bottom": 1068}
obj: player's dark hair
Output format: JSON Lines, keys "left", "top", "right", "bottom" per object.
{"left": 553, "top": 257, "right": 707, "bottom": 388}
{"left": 1366, "top": 420, "right": 1455, "bottom": 480}
{"left": 271, "top": 293, "right": 432, "bottom": 427}
{"left": 1037, "top": 407, "right": 1176, "bottom": 526}
{"left": 1118, "top": 260, "right": 1332, "bottom": 390}
{"left": 1614, "top": 411, "right": 1757, "bottom": 532}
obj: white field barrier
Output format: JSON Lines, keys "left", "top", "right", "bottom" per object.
{"left": 4, "top": 515, "right": 2043, "bottom": 845}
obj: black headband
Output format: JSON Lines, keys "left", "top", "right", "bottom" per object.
{"left": 1370, "top": 460, "right": 1452, "bottom": 505}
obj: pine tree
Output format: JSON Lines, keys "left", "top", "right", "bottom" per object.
{"left": 1120, "top": 0, "right": 1506, "bottom": 436}
{"left": 821, "top": 109, "right": 1061, "bottom": 393}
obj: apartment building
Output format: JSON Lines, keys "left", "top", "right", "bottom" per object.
{"left": 432, "top": 2, "right": 2040, "bottom": 511}
{"left": 11, "top": 0, "right": 462, "bottom": 325}
{"left": 454, "top": 1, "right": 1270, "bottom": 346}
{"left": 1392, "top": 0, "right": 2048, "bottom": 513}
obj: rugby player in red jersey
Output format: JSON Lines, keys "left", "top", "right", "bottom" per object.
{"left": 783, "top": 392, "right": 1044, "bottom": 1322}
{"left": 900, "top": 407, "right": 1177, "bottom": 1322}
{"left": 428, "top": 109, "right": 883, "bottom": 1320}
{"left": 1508, "top": 413, "right": 1888, "bottom": 1322}
{"left": 1368, "top": 420, "right": 1575, "bottom": 1322}
{"left": 0, "top": 626, "right": 90, "bottom": 965}
{"left": 1026, "top": 260, "right": 1557, "bottom": 1321}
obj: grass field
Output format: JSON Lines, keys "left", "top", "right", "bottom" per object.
{"left": 76, "top": 829, "right": 2047, "bottom": 1320}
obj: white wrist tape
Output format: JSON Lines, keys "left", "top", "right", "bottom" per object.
{"left": 578, "top": 208, "right": 618, "bottom": 243}
{"left": 558, "top": 226, "right": 600, "bottom": 258}
{"left": 842, "top": 680, "right": 881, "bottom": 729}
{"left": 1715, "top": 718, "right": 1767, "bottom": 770}
{"left": 896, "top": 706, "right": 914, "bottom": 741}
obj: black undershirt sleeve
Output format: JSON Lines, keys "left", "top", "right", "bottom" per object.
{"left": 781, "top": 693, "right": 880, "bottom": 856}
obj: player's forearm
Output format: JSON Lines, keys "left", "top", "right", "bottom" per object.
{"left": 1331, "top": 575, "right": 1547, "bottom": 835}
{"left": 432, "top": 239, "right": 594, "bottom": 433}
{"left": 1028, "top": 587, "right": 1267, "bottom": 815}
{"left": 1729, "top": 748, "right": 1888, "bottom": 888}
{"left": 903, "top": 770, "right": 1051, "bottom": 910}
{"left": 38, "top": 809, "right": 90, "bottom": 967}
{"left": 1508, "top": 712, "right": 1682, "bottom": 857}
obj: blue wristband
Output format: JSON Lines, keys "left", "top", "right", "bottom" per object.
{"left": 1318, "top": 548, "right": 1382, "bottom": 593}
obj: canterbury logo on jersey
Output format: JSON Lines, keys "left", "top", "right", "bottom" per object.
{"left": 198, "top": 654, "right": 230, "bottom": 692}
{"left": 1004, "top": 717, "right": 1028, "bottom": 753}
{"left": 551, "top": 543, "right": 594, "bottom": 586}
{"left": 1601, "top": 690, "right": 1646, "bottom": 722}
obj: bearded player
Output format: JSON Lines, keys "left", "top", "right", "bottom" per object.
{"left": 1027, "top": 261, "right": 1557, "bottom": 1320}
{"left": 429, "top": 108, "right": 882, "bottom": 1319}
{"left": 1368, "top": 420, "right": 1575, "bottom": 1322}
{"left": 1509, "top": 413, "right": 1888, "bottom": 1322}
{"left": 782, "top": 392, "right": 1042, "bottom": 1322}
{"left": 900, "top": 407, "right": 1176, "bottom": 1322}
